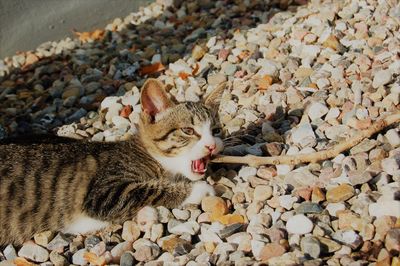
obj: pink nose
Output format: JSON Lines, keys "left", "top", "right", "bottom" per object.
{"left": 205, "top": 144, "right": 216, "bottom": 154}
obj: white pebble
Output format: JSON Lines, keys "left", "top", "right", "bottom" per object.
{"left": 286, "top": 214, "right": 314, "bottom": 235}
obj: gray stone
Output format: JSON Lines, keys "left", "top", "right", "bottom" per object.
{"left": 295, "top": 202, "right": 323, "bottom": 214}
{"left": 120, "top": 251, "right": 136, "bottom": 266}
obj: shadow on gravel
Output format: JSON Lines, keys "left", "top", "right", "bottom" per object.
{"left": 0, "top": 0, "right": 306, "bottom": 138}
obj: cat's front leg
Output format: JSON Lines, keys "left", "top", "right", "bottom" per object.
{"left": 181, "top": 181, "right": 215, "bottom": 206}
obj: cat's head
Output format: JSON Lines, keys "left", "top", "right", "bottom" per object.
{"left": 139, "top": 79, "right": 225, "bottom": 181}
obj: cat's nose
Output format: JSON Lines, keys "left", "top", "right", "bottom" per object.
{"left": 205, "top": 144, "right": 216, "bottom": 154}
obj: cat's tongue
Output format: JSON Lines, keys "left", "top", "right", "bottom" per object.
{"left": 192, "top": 157, "right": 207, "bottom": 174}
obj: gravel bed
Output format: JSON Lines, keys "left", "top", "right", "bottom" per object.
{"left": 1, "top": 0, "right": 400, "bottom": 265}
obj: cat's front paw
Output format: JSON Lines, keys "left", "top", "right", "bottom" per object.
{"left": 181, "top": 181, "right": 215, "bottom": 206}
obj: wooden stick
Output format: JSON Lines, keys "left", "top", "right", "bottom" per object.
{"left": 211, "top": 111, "right": 400, "bottom": 167}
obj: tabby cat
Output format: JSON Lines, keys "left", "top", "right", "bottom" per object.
{"left": 0, "top": 79, "right": 225, "bottom": 245}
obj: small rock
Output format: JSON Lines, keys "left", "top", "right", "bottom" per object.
{"left": 47, "top": 233, "right": 69, "bottom": 251}
{"left": 192, "top": 45, "right": 206, "bottom": 60}
{"left": 372, "top": 69, "right": 392, "bottom": 88}
{"left": 279, "top": 195, "right": 297, "bottom": 210}
{"left": 18, "top": 242, "right": 49, "bottom": 263}
{"left": 385, "top": 129, "right": 400, "bottom": 148}
{"left": 133, "top": 244, "right": 160, "bottom": 262}
{"left": 137, "top": 206, "right": 158, "bottom": 232}
{"left": 308, "top": 102, "right": 329, "bottom": 120}
{"left": 49, "top": 250, "right": 69, "bottom": 266}
{"left": 301, "top": 236, "right": 321, "bottom": 259}
{"left": 172, "top": 209, "right": 190, "bottom": 220}
{"left": 238, "top": 167, "right": 257, "bottom": 180}
{"left": 332, "top": 230, "right": 363, "bottom": 250}
{"left": 122, "top": 221, "right": 141, "bottom": 242}
{"left": 381, "top": 158, "right": 400, "bottom": 176}
{"left": 286, "top": 214, "right": 314, "bottom": 235}
{"left": 218, "top": 223, "right": 244, "bottom": 239}
{"left": 208, "top": 73, "right": 226, "bottom": 86}
{"left": 3, "top": 245, "right": 17, "bottom": 261}
{"left": 156, "top": 206, "right": 173, "bottom": 223}
{"left": 162, "top": 237, "right": 193, "bottom": 256}
{"left": 168, "top": 220, "right": 200, "bottom": 235}
{"left": 326, "top": 203, "right": 346, "bottom": 217}
{"left": 326, "top": 184, "right": 355, "bottom": 203}
{"left": 259, "top": 243, "right": 287, "bottom": 262}
{"left": 295, "top": 202, "right": 323, "bottom": 214}
{"left": 199, "top": 227, "right": 223, "bottom": 243}
{"left": 291, "top": 123, "right": 317, "bottom": 148}
{"left": 34, "top": 231, "right": 53, "bottom": 246}
{"left": 253, "top": 185, "right": 273, "bottom": 202}
{"left": 120, "top": 251, "right": 136, "bottom": 266}
{"left": 369, "top": 200, "right": 400, "bottom": 218}
{"left": 317, "top": 237, "right": 342, "bottom": 254}
{"left": 72, "top": 249, "right": 88, "bottom": 265}
{"left": 201, "top": 196, "right": 228, "bottom": 216}
{"left": 84, "top": 235, "right": 101, "bottom": 249}
{"left": 111, "top": 241, "right": 132, "bottom": 262}
{"left": 385, "top": 228, "right": 400, "bottom": 254}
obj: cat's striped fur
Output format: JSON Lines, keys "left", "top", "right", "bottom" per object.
{"left": 0, "top": 79, "right": 224, "bottom": 245}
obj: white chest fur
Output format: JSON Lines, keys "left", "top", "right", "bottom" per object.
{"left": 63, "top": 214, "right": 109, "bottom": 235}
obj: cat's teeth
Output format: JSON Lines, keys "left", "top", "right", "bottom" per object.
{"left": 191, "top": 157, "right": 208, "bottom": 174}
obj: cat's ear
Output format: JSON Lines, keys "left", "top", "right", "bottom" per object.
{"left": 204, "top": 82, "right": 226, "bottom": 110}
{"left": 141, "top": 79, "right": 174, "bottom": 118}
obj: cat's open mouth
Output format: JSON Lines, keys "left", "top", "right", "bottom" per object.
{"left": 191, "top": 155, "right": 210, "bottom": 174}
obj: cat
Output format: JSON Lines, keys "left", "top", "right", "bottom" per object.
{"left": 0, "top": 79, "right": 225, "bottom": 245}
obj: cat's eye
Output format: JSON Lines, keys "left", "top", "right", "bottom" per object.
{"left": 212, "top": 127, "right": 222, "bottom": 135}
{"left": 181, "top": 127, "right": 195, "bottom": 135}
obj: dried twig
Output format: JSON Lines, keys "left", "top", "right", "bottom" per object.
{"left": 211, "top": 111, "right": 400, "bottom": 167}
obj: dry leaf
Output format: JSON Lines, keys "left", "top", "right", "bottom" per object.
{"left": 139, "top": 62, "right": 165, "bottom": 76}
{"left": 120, "top": 105, "right": 132, "bottom": 118}
{"left": 73, "top": 29, "right": 105, "bottom": 43}
{"left": 192, "top": 63, "right": 200, "bottom": 75}
{"left": 178, "top": 71, "right": 190, "bottom": 80}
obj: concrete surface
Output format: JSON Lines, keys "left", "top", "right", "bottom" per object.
{"left": 0, "top": 0, "right": 152, "bottom": 58}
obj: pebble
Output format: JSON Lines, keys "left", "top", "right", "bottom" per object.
{"left": 372, "top": 69, "right": 392, "bottom": 88}
{"left": 291, "top": 124, "right": 317, "bottom": 148}
{"left": 49, "top": 250, "right": 69, "bottom": 266}
{"left": 385, "top": 228, "right": 400, "bottom": 254}
{"left": 33, "top": 231, "right": 53, "bottom": 247}
{"left": 331, "top": 230, "right": 363, "bottom": 250}
{"left": 301, "top": 236, "right": 321, "bottom": 259}
{"left": 326, "top": 184, "right": 355, "bottom": 203}
{"left": 111, "top": 241, "right": 132, "bottom": 262}
{"left": 201, "top": 196, "right": 228, "bottom": 217}
{"left": 122, "top": 221, "right": 141, "bottom": 242}
{"left": 259, "top": 243, "right": 287, "bottom": 262}
{"left": 72, "top": 248, "right": 88, "bottom": 265}
{"left": 47, "top": 233, "right": 70, "bottom": 251}
{"left": 137, "top": 206, "right": 159, "bottom": 232}
{"left": 253, "top": 185, "right": 273, "bottom": 202}
{"left": 295, "top": 202, "right": 323, "bottom": 214}
{"left": 308, "top": 102, "right": 329, "bottom": 121}
{"left": 3, "top": 245, "right": 17, "bottom": 261}
{"left": 286, "top": 214, "right": 314, "bottom": 235}
{"left": 18, "top": 242, "right": 49, "bottom": 263}
{"left": 120, "top": 251, "right": 136, "bottom": 266}
{"left": 168, "top": 220, "right": 200, "bottom": 235}
{"left": 369, "top": 200, "right": 400, "bottom": 218}
{"left": 385, "top": 129, "right": 400, "bottom": 148}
